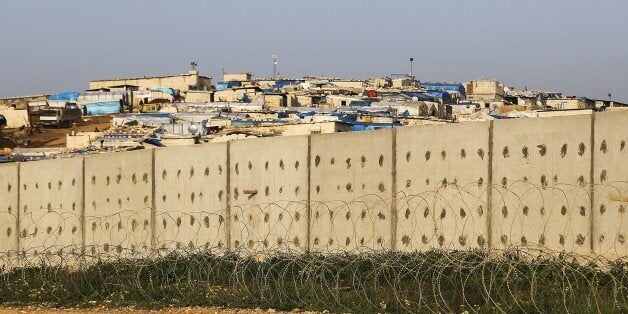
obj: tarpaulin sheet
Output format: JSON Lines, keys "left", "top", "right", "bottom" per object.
{"left": 49, "top": 92, "right": 80, "bottom": 101}
{"left": 83, "top": 101, "right": 121, "bottom": 115}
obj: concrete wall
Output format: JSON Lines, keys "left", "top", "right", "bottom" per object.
{"left": 310, "top": 129, "right": 393, "bottom": 252}
{"left": 84, "top": 150, "right": 153, "bottom": 256}
{"left": 396, "top": 122, "right": 489, "bottom": 251}
{"left": 592, "top": 111, "right": 627, "bottom": 257}
{"left": 19, "top": 158, "right": 83, "bottom": 258}
{"left": 154, "top": 144, "right": 227, "bottom": 252}
{"left": 229, "top": 136, "right": 309, "bottom": 253}
{"left": 491, "top": 115, "right": 592, "bottom": 254}
{"left": 0, "top": 163, "right": 18, "bottom": 256}
{"left": 0, "top": 111, "right": 627, "bottom": 261}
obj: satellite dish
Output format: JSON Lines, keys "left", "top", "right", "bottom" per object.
{"left": 412, "top": 96, "right": 419, "bottom": 101}
{"left": 188, "top": 124, "right": 199, "bottom": 134}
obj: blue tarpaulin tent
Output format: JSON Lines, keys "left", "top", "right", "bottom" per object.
{"left": 423, "top": 91, "right": 452, "bottom": 101}
{"left": 49, "top": 92, "right": 80, "bottom": 101}
{"left": 421, "top": 82, "right": 466, "bottom": 98}
{"left": 83, "top": 101, "right": 121, "bottom": 115}
{"left": 296, "top": 111, "right": 317, "bottom": 119}
{"left": 348, "top": 100, "right": 372, "bottom": 107}
{"left": 151, "top": 88, "right": 175, "bottom": 96}
{"left": 215, "top": 81, "right": 242, "bottom": 91}
{"left": 402, "top": 92, "right": 438, "bottom": 102}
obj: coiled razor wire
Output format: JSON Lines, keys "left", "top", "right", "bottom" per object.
{"left": 0, "top": 249, "right": 626, "bottom": 313}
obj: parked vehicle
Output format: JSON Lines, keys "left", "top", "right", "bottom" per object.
{"left": 39, "top": 103, "right": 82, "bottom": 128}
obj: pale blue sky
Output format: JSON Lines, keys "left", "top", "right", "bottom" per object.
{"left": 0, "top": 0, "right": 626, "bottom": 101}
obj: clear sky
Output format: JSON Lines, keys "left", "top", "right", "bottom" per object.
{"left": 0, "top": 0, "right": 626, "bottom": 101}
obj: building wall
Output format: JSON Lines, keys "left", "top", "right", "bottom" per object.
{"left": 331, "top": 81, "right": 365, "bottom": 89}
{"left": 0, "top": 95, "right": 47, "bottom": 110}
{"left": 392, "top": 78, "right": 413, "bottom": 88}
{"left": 185, "top": 91, "right": 213, "bottom": 103}
{"left": 296, "top": 95, "right": 313, "bottom": 107}
{"left": 264, "top": 94, "right": 284, "bottom": 107}
{"left": 1, "top": 112, "right": 626, "bottom": 262}
{"left": 0, "top": 108, "right": 29, "bottom": 128}
{"left": 214, "top": 89, "right": 262, "bottom": 102}
{"left": 545, "top": 99, "right": 590, "bottom": 110}
{"left": 0, "top": 163, "right": 18, "bottom": 260}
{"left": 466, "top": 80, "right": 505, "bottom": 101}
{"left": 90, "top": 72, "right": 211, "bottom": 92}
{"left": 223, "top": 73, "right": 251, "bottom": 82}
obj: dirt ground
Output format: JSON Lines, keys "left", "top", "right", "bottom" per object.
{"left": 0, "top": 115, "right": 112, "bottom": 148}
{"left": 0, "top": 306, "right": 313, "bottom": 313}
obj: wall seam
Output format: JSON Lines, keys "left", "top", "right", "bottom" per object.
{"left": 486, "top": 121, "right": 494, "bottom": 251}
{"left": 16, "top": 162, "right": 21, "bottom": 255}
{"left": 589, "top": 112, "right": 596, "bottom": 254}
{"left": 306, "top": 135, "right": 312, "bottom": 254}
{"left": 390, "top": 128, "right": 398, "bottom": 251}
{"left": 81, "top": 156, "right": 86, "bottom": 256}
{"left": 225, "top": 141, "right": 232, "bottom": 251}
{"left": 150, "top": 148, "right": 157, "bottom": 254}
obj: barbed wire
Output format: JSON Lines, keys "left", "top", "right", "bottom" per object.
{"left": 0, "top": 183, "right": 626, "bottom": 312}
{"left": 0, "top": 247, "right": 626, "bottom": 313}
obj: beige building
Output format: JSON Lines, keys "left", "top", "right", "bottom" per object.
{"left": 263, "top": 93, "right": 287, "bottom": 108}
{"left": 184, "top": 90, "right": 213, "bottom": 103}
{"left": 223, "top": 72, "right": 252, "bottom": 82}
{"left": 330, "top": 80, "right": 365, "bottom": 89}
{"left": 367, "top": 77, "right": 391, "bottom": 88}
{"left": 0, "top": 95, "right": 48, "bottom": 110}
{"left": 545, "top": 98, "right": 594, "bottom": 110}
{"left": 213, "top": 86, "right": 263, "bottom": 102}
{"left": 465, "top": 80, "right": 505, "bottom": 101}
{"left": 89, "top": 70, "right": 212, "bottom": 92}
{"left": 0, "top": 107, "right": 29, "bottom": 128}
{"left": 392, "top": 78, "right": 415, "bottom": 88}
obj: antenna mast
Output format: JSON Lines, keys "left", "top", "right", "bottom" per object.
{"left": 272, "top": 54, "right": 278, "bottom": 79}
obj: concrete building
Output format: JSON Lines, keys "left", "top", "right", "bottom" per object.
{"left": 367, "top": 77, "right": 391, "bottom": 88}
{"left": 263, "top": 93, "right": 287, "bottom": 108}
{"left": 89, "top": 70, "right": 212, "bottom": 92}
{"left": 223, "top": 73, "right": 252, "bottom": 82}
{"left": 545, "top": 97, "right": 594, "bottom": 110}
{"left": 392, "top": 78, "right": 415, "bottom": 88}
{"left": 184, "top": 90, "right": 213, "bottom": 103}
{"left": 213, "top": 86, "right": 263, "bottom": 102}
{"left": 465, "top": 80, "right": 505, "bottom": 101}
{"left": 330, "top": 80, "right": 365, "bottom": 89}
{"left": 0, "top": 107, "right": 29, "bottom": 128}
{"left": 0, "top": 95, "right": 48, "bottom": 110}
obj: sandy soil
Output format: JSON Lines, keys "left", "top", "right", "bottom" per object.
{"left": 0, "top": 115, "right": 112, "bottom": 148}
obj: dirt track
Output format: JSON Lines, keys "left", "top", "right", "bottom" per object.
{"left": 0, "top": 115, "right": 112, "bottom": 148}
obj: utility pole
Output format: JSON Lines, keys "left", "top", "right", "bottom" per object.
{"left": 409, "top": 57, "right": 414, "bottom": 79}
